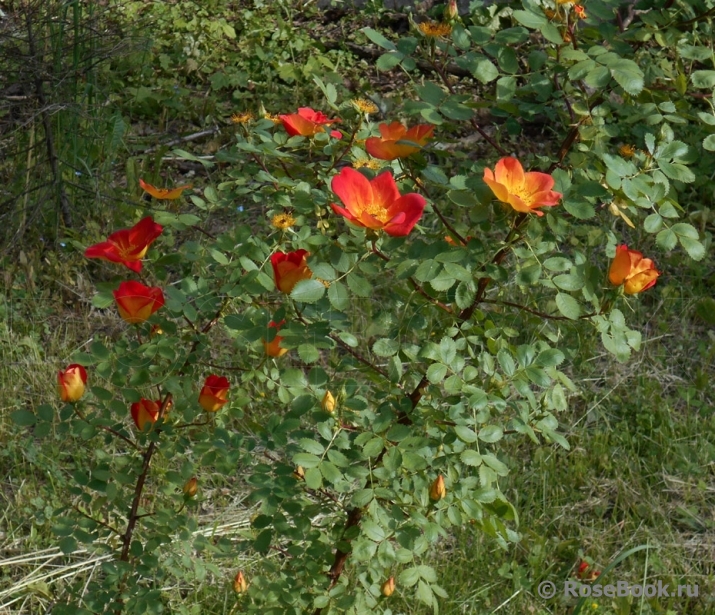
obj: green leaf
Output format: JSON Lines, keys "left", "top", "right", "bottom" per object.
{"left": 376, "top": 52, "right": 404, "bottom": 71}
{"left": 512, "top": 10, "right": 547, "bottom": 29}
{"left": 656, "top": 228, "right": 677, "bottom": 251}
{"left": 460, "top": 450, "right": 482, "bottom": 466}
{"left": 608, "top": 58, "right": 644, "bottom": 95}
{"left": 427, "top": 363, "right": 448, "bottom": 383}
{"left": 691, "top": 70, "right": 715, "bottom": 88}
{"left": 373, "top": 338, "right": 400, "bottom": 357}
{"left": 478, "top": 425, "right": 503, "bottom": 443}
{"left": 290, "top": 279, "right": 326, "bottom": 303}
{"left": 455, "top": 281, "right": 476, "bottom": 310}
{"left": 703, "top": 135, "right": 715, "bottom": 151}
{"left": 455, "top": 426, "right": 478, "bottom": 443}
{"left": 293, "top": 453, "right": 321, "bottom": 468}
{"left": 415, "top": 81, "right": 447, "bottom": 106}
{"left": 555, "top": 293, "right": 581, "bottom": 320}
{"left": 658, "top": 161, "right": 695, "bottom": 183}
{"left": 472, "top": 59, "right": 499, "bottom": 84}
{"left": 540, "top": 23, "right": 564, "bottom": 45}
{"left": 679, "top": 236, "right": 705, "bottom": 261}
{"left": 298, "top": 344, "right": 320, "bottom": 363}
{"left": 327, "top": 281, "right": 349, "bottom": 310}
{"left": 11, "top": 410, "right": 37, "bottom": 427}
{"left": 91, "top": 291, "right": 114, "bottom": 309}
{"left": 362, "top": 27, "right": 396, "bottom": 51}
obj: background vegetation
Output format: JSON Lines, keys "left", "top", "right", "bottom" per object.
{"left": 1, "top": 0, "right": 713, "bottom": 613}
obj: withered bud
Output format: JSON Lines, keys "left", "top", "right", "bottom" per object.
{"left": 233, "top": 570, "right": 249, "bottom": 594}
{"left": 183, "top": 476, "right": 198, "bottom": 498}
{"left": 429, "top": 475, "right": 446, "bottom": 501}
{"left": 381, "top": 576, "right": 396, "bottom": 597}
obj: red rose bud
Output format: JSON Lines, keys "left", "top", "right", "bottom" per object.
{"left": 270, "top": 249, "right": 312, "bottom": 294}
{"left": 264, "top": 320, "right": 288, "bottom": 357}
{"left": 198, "top": 375, "right": 230, "bottom": 412}
{"left": 183, "top": 476, "right": 198, "bottom": 498}
{"left": 483, "top": 157, "right": 561, "bottom": 216}
{"left": 331, "top": 168, "right": 427, "bottom": 237}
{"left": 233, "top": 570, "right": 249, "bottom": 594}
{"left": 608, "top": 245, "right": 660, "bottom": 295}
{"left": 279, "top": 107, "right": 342, "bottom": 139}
{"left": 445, "top": 0, "right": 458, "bottom": 21}
{"left": 365, "top": 122, "right": 434, "bottom": 161}
{"left": 131, "top": 398, "right": 160, "bottom": 431}
{"left": 57, "top": 364, "right": 87, "bottom": 402}
{"left": 429, "top": 475, "right": 446, "bottom": 501}
{"left": 575, "top": 560, "right": 601, "bottom": 582}
{"left": 84, "top": 216, "right": 163, "bottom": 273}
{"left": 381, "top": 576, "right": 396, "bottom": 597}
{"left": 113, "top": 280, "right": 165, "bottom": 324}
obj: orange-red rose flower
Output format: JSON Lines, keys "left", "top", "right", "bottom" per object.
{"left": 113, "top": 280, "right": 165, "bottom": 324}
{"left": 365, "top": 122, "right": 434, "bottom": 160}
{"left": 270, "top": 249, "right": 312, "bottom": 294}
{"left": 279, "top": 107, "right": 342, "bottom": 139}
{"left": 183, "top": 476, "right": 198, "bottom": 498}
{"left": 264, "top": 320, "right": 288, "bottom": 357}
{"left": 575, "top": 560, "right": 601, "bottom": 581}
{"left": 198, "top": 375, "right": 230, "bottom": 412}
{"left": 84, "top": 216, "right": 163, "bottom": 273}
{"left": 573, "top": 4, "right": 587, "bottom": 19}
{"left": 608, "top": 245, "right": 660, "bottom": 294}
{"left": 139, "top": 178, "right": 192, "bottom": 200}
{"left": 131, "top": 398, "right": 160, "bottom": 431}
{"left": 483, "top": 157, "right": 562, "bottom": 216}
{"left": 57, "top": 364, "right": 87, "bottom": 403}
{"left": 331, "top": 168, "right": 426, "bottom": 237}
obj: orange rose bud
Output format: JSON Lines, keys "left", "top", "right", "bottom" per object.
{"left": 608, "top": 245, "right": 660, "bottom": 295}
{"left": 575, "top": 560, "right": 601, "bottom": 581}
{"left": 139, "top": 178, "right": 192, "bottom": 200}
{"left": 233, "top": 570, "right": 249, "bottom": 594}
{"left": 483, "top": 157, "right": 562, "bottom": 216}
{"left": 322, "top": 390, "right": 336, "bottom": 413}
{"left": 270, "top": 249, "right": 312, "bottom": 294}
{"left": 331, "top": 168, "right": 427, "bottom": 237}
{"left": 429, "top": 475, "right": 446, "bottom": 501}
{"left": 183, "top": 476, "right": 198, "bottom": 498}
{"left": 113, "top": 280, "right": 165, "bottom": 324}
{"left": 198, "top": 375, "right": 230, "bottom": 412}
{"left": 57, "top": 364, "right": 87, "bottom": 403}
{"left": 264, "top": 320, "right": 288, "bottom": 357}
{"left": 130, "top": 398, "right": 160, "bottom": 431}
{"left": 365, "top": 122, "right": 434, "bottom": 161}
{"left": 279, "top": 107, "right": 342, "bottom": 139}
{"left": 381, "top": 576, "right": 396, "bottom": 597}
{"left": 84, "top": 216, "right": 163, "bottom": 273}
{"left": 573, "top": 4, "right": 586, "bottom": 19}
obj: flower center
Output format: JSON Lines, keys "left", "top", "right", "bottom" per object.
{"left": 364, "top": 201, "right": 390, "bottom": 223}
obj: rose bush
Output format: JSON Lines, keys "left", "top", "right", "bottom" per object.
{"left": 18, "top": 0, "right": 710, "bottom": 613}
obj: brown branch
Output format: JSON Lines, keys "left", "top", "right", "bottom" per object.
{"left": 73, "top": 406, "right": 140, "bottom": 452}
{"left": 71, "top": 504, "right": 122, "bottom": 536}
{"left": 330, "top": 333, "right": 391, "bottom": 380}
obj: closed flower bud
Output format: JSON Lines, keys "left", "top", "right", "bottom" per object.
{"left": 429, "top": 475, "right": 446, "bottom": 501}
{"left": 233, "top": 570, "right": 249, "bottom": 594}
{"left": 445, "top": 0, "right": 458, "bottom": 21}
{"left": 183, "top": 476, "right": 198, "bottom": 498}
{"left": 322, "top": 390, "right": 336, "bottom": 413}
{"left": 198, "top": 375, "right": 230, "bottom": 412}
{"left": 57, "top": 364, "right": 87, "bottom": 403}
{"left": 381, "top": 576, "right": 396, "bottom": 597}
{"left": 293, "top": 466, "right": 305, "bottom": 480}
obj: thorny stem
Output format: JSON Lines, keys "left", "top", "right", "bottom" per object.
{"left": 119, "top": 300, "right": 228, "bottom": 563}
